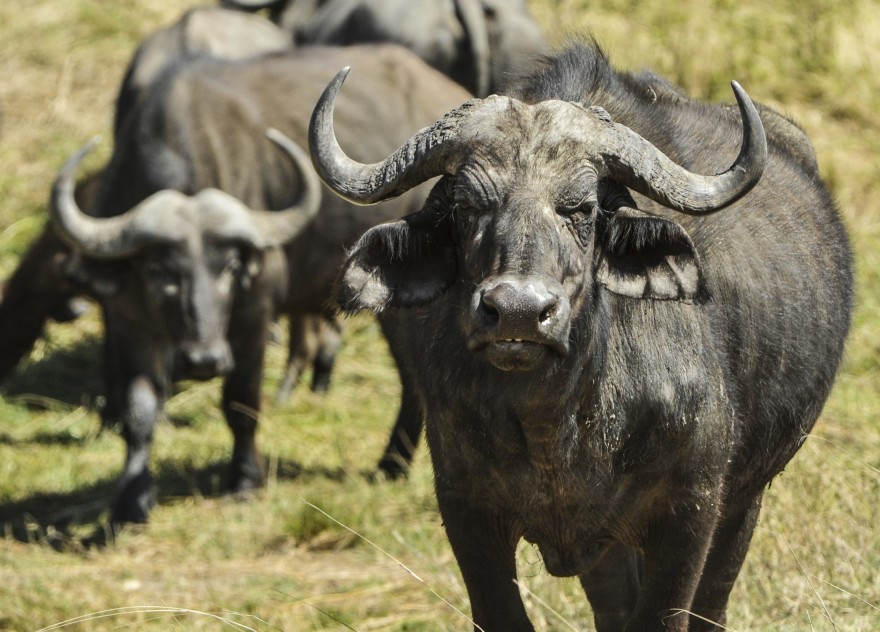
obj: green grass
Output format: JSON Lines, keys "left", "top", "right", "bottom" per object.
{"left": 1, "top": 1, "right": 879, "bottom": 630}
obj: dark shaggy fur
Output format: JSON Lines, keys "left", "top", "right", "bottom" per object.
{"left": 331, "top": 41, "right": 853, "bottom": 631}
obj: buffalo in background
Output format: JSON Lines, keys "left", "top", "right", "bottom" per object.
{"left": 113, "top": 6, "right": 292, "bottom": 136}
{"left": 222, "top": 0, "right": 549, "bottom": 96}
{"left": 10, "top": 43, "right": 470, "bottom": 527}
{"left": 0, "top": 6, "right": 293, "bottom": 389}
{"left": 309, "top": 42, "right": 853, "bottom": 631}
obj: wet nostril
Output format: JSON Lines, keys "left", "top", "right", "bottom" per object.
{"left": 479, "top": 293, "right": 501, "bottom": 322}
{"left": 538, "top": 296, "right": 559, "bottom": 324}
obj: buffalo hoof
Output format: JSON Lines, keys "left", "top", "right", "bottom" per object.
{"left": 110, "top": 472, "right": 156, "bottom": 533}
{"left": 372, "top": 457, "right": 410, "bottom": 482}
{"left": 226, "top": 464, "right": 265, "bottom": 497}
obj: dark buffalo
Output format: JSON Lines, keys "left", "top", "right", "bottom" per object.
{"left": 30, "top": 44, "right": 471, "bottom": 526}
{"left": 222, "top": 0, "right": 549, "bottom": 96}
{"left": 52, "top": 129, "right": 320, "bottom": 526}
{"left": 309, "top": 44, "right": 853, "bottom": 631}
{"left": 112, "top": 6, "right": 339, "bottom": 400}
{"left": 114, "top": 6, "right": 291, "bottom": 136}
{"left": 0, "top": 6, "right": 292, "bottom": 386}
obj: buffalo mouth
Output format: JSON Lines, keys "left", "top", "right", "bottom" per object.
{"left": 470, "top": 337, "right": 566, "bottom": 372}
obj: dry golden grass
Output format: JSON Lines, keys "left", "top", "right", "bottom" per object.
{"left": 0, "top": 1, "right": 878, "bottom": 630}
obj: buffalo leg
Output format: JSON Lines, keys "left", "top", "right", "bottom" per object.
{"left": 275, "top": 314, "right": 342, "bottom": 402}
{"left": 375, "top": 371, "right": 423, "bottom": 479}
{"left": 0, "top": 227, "right": 77, "bottom": 382}
{"left": 689, "top": 493, "right": 764, "bottom": 631}
{"left": 275, "top": 312, "right": 313, "bottom": 402}
{"left": 579, "top": 542, "right": 643, "bottom": 632}
{"left": 310, "top": 315, "right": 341, "bottom": 393}
{"left": 223, "top": 318, "right": 268, "bottom": 493}
{"left": 104, "top": 316, "right": 167, "bottom": 525}
{"left": 437, "top": 493, "right": 532, "bottom": 631}
{"left": 110, "top": 375, "right": 160, "bottom": 525}
{"left": 623, "top": 509, "right": 719, "bottom": 632}
{"left": 375, "top": 314, "right": 423, "bottom": 479}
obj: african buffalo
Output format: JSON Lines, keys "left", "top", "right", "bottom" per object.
{"left": 222, "top": 0, "right": 549, "bottom": 96}
{"left": 52, "top": 129, "right": 320, "bottom": 526}
{"left": 33, "top": 44, "right": 470, "bottom": 526}
{"left": 114, "top": 6, "right": 291, "bottom": 136}
{"left": 0, "top": 7, "right": 293, "bottom": 387}
{"left": 309, "top": 43, "right": 853, "bottom": 631}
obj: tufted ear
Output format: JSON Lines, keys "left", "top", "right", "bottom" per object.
{"left": 595, "top": 207, "right": 708, "bottom": 302}
{"left": 336, "top": 212, "right": 457, "bottom": 313}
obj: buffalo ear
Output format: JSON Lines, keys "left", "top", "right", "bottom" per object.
{"left": 596, "top": 207, "right": 708, "bottom": 302}
{"left": 61, "top": 253, "right": 126, "bottom": 299}
{"left": 337, "top": 214, "right": 457, "bottom": 313}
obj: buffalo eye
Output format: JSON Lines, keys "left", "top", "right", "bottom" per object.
{"left": 560, "top": 202, "right": 598, "bottom": 250}
{"left": 218, "top": 254, "right": 243, "bottom": 294}
{"left": 555, "top": 191, "right": 598, "bottom": 218}
{"left": 238, "top": 249, "right": 263, "bottom": 290}
{"left": 147, "top": 263, "right": 180, "bottom": 297}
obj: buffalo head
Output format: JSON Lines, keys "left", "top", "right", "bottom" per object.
{"left": 51, "top": 129, "right": 320, "bottom": 379}
{"left": 310, "top": 68, "right": 766, "bottom": 372}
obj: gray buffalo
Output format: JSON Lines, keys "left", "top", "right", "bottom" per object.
{"left": 52, "top": 129, "right": 320, "bottom": 526}
{"left": 22, "top": 44, "right": 470, "bottom": 526}
{"left": 114, "top": 6, "right": 292, "bottom": 136}
{"left": 222, "top": 0, "right": 549, "bottom": 96}
{"left": 309, "top": 43, "right": 853, "bottom": 631}
{"left": 0, "top": 7, "right": 292, "bottom": 387}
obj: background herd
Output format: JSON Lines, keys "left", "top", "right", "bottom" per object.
{"left": 0, "top": 0, "right": 878, "bottom": 630}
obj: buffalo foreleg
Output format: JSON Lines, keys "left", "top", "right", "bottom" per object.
{"left": 374, "top": 313, "right": 424, "bottom": 480}
{"left": 375, "top": 370, "right": 423, "bottom": 480}
{"left": 275, "top": 313, "right": 342, "bottom": 402}
{"left": 689, "top": 492, "right": 764, "bottom": 631}
{"left": 105, "top": 318, "right": 168, "bottom": 525}
{"left": 0, "top": 227, "right": 79, "bottom": 382}
{"left": 309, "top": 315, "right": 342, "bottom": 393}
{"left": 111, "top": 375, "right": 161, "bottom": 525}
{"left": 622, "top": 504, "right": 720, "bottom": 632}
{"left": 223, "top": 319, "right": 268, "bottom": 493}
{"left": 437, "top": 493, "right": 532, "bottom": 631}
{"left": 579, "top": 542, "right": 643, "bottom": 632}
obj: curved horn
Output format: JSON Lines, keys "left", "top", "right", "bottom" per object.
{"left": 51, "top": 136, "right": 170, "bottom": 259}
{"left": 219, "top": 0, "right": 283, "bottom": 10}
{"left": 602, "top": 81, "right": 767, "bottom": 214}
{"left": 243, "top": 128, "right": 322, "bottom": 247}
{"left": 454, "top": 0, "right": 491, "bottom": 97}
{"left": 309, "top": 67, "right": 498, "bottom": 205}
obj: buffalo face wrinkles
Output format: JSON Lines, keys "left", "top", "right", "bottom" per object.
{"left": 440, "top": 118, "right": 598, "bottom": 372}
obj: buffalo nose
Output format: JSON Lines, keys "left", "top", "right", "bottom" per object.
{"left": 180, "top": 343, "right": 234, "bottom": 380}
{"left": 479, "top": 281, "right": 560, "bottom": 330}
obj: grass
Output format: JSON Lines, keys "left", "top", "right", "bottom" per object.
{"left": 1, "top": 0, "right": 879, "bottom": 630}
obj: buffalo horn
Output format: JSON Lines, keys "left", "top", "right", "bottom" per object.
{"left": 309, "top": 67, "right": 496, "bottom": 205}
{"left": 310, "top": 69, "right": 766, "bottom": 215}
{"left": 454, "top": 0, "right": 491, "bottom": 97}
{"left": 246, "top": 127, "right": 322, "bottom": 247}
{"left": 601, "top": 81, "right": 767, "bottom": 214}
{"left": 51, "top": 130, "right": 320, "bottom": 259}
{"left": 50, "top": 136, "right": 168, "bottom": 259}
{"left": 219, "top": 0, "right": 283, "bottom": 10}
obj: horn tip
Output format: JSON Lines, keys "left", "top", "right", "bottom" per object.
{"left": 334, "top": 66, "right": 351, "bottom": 85}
